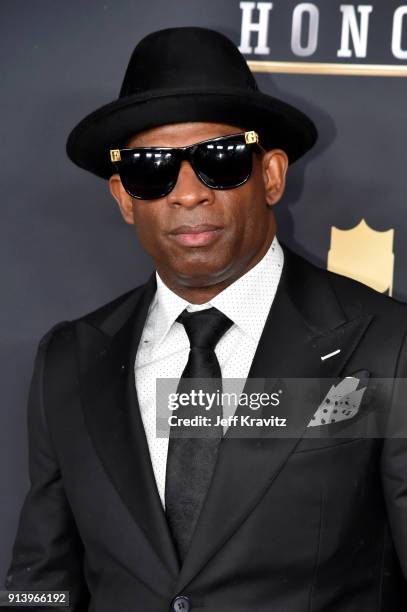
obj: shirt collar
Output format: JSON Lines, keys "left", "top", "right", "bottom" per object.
{"left": 151, "top": 234, "right": 284, "bottom": 351}
{"left": 150, "top": 275, "right": 192, "bottom": 353}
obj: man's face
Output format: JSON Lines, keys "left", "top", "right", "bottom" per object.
{"left": 109, "top": 122, "right": 288, "bottom": 292}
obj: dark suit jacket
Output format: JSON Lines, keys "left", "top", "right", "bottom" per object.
{"left": 5, "top": 243, "right": 407, "bottom": 611}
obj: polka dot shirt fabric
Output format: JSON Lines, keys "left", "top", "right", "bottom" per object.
{"left": 134, "top": 235, "right": 284, "bottom": 509}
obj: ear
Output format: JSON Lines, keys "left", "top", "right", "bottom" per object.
{"left": 108, "top": 174, "right": 135, "bottom": 225}
{"left": 262, "top": 149, "right": 289, "bottom": 206}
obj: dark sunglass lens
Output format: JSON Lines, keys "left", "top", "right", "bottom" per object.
{"left": 119, "top": 150, "right": 179, "bottom": 199}
{"left": 193, "top": 139, "right": 252, "bottom": 188}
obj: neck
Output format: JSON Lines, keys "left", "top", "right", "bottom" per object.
{"left": 157, "top": 229, "right": 276, "bottom": 304}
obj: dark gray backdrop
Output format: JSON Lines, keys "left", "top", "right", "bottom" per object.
{"left": 1, "top": 0, "right": 406, "bottom": 580}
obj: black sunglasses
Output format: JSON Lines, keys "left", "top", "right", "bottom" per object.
{"left": 109, "top": 131, "right": 264, "bottom": 200}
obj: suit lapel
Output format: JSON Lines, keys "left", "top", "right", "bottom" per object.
{"left": 174, "top": 244, "right": 374, "bottom": 591}
{"left": 76, "top": 273, "right": 180, "bottom": 578}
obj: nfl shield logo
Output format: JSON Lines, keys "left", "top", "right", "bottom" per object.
{"left": 327, "top": 218, "right": 394, "bottom": 296}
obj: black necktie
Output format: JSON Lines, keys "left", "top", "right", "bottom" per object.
{"left": 165, "top": 306, "right": 234, "bottom": 563}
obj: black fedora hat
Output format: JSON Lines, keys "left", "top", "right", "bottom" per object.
{"left": 66, "top": 26, "right": 318, "bottom": 179}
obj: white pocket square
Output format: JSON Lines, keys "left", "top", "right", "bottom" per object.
{"left": 307, "top": 370, "right": 370, "bottom": 427}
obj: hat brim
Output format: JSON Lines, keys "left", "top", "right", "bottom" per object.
{"left": 66, "top": 87, "right": 318, "bottom": 179}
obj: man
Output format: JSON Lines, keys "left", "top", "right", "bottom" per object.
{"left": 5, "top": 26, "right": 407, "bottom": 612}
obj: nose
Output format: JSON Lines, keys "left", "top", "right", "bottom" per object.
{"left": 166, "top": 160, "right": 215, "bottom": 208}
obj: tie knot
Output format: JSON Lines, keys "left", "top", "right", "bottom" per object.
{"left": 176, "top": 307, "right": 234, "bottom": 349}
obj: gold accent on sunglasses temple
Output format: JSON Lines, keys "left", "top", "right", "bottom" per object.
{"left": 109, "top": 131, "right": 261, "bottom": 163}
{"left": 244, "top": 130, "right": 258, "bottom": 144}
{"left": 244, "top": 130, "right": 266, "bottom": 153}
{"left": 110, "top": 149, "right": 121, "bottom": 162}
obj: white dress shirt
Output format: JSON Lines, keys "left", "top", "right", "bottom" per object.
{"left": 134, "top": 235, "right": 284, "bottom": 508}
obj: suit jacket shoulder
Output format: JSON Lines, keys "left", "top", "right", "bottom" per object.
{"left": 77, "top": 280, "right": 151, "bottom": 329}
{"left": 284, "top": 244, "right": 407, "bottom": 321}
{"left": 284, "top": 244, "right": 407, "bottom": 320}
{"left": 40, "top": 277, "right": 152, "bottom": 343}
{"left": 281, "top": 244, "right": 407, "bottom": 378}
{"left": 326, "top": 264, "right": 407, "bottom": 320}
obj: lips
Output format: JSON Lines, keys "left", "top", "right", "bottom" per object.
{"left": 170, "top": 224, "right": 222, "bottom": 234}
{"left": 169, "top": 223, "right": 224, "bottom": 247}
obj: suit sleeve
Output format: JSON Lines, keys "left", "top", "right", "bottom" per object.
{"left": 381, "top": 327, "right": 407, "bottom": 582}
{"left": 4, "top": 323, "right": 90, "bottom": 611}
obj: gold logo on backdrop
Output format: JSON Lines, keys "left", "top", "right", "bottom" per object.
{"left": 327, "top": 219, "right": 394, "bottom": 296}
